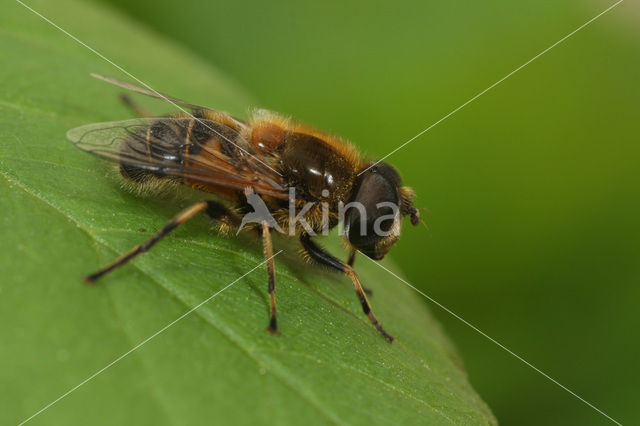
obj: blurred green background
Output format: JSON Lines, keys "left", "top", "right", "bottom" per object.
{"left": 95, "top": 0, "right": 637, "bottom": 424}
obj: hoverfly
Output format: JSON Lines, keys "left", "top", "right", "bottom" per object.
{"left": 67, "top": 74, "right": 420, "bottom": 343}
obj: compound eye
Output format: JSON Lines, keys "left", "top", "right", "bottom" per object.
{"left": 344, "top": 170, "right": 399, "bottom": 259}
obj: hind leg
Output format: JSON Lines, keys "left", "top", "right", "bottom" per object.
{"left": 85, "top": 201, "right": 211, "bottom": 284}
{"left": 120, "top": 93, "right": 154, "bottom": 117}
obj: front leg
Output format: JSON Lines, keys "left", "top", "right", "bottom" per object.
{"left": 346, "top": 249, "right": 373, "bottom": 296}
{"left": 347, "top": 249, "right": 357, "bottom": 267}
{"left": 300, "top": 234, "right": 393, "bottom": 343}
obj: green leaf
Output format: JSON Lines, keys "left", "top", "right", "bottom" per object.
{"left": 0, "top": 1, "right": 496, "bottom": 424}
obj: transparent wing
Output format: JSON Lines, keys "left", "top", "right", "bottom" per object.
{"left": 91, "top": 74, "right": 240, "bottom": 119}
{"left": 67, "top": 117, "right": 287, "bottom": 199}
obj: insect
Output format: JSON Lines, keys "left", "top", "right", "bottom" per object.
{"left": 67, "top": 74, "right": 421, "bottom": 343}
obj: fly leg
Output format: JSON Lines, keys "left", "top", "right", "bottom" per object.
{"left": 346, "top": 249, "right": 373, "bottom": 296}
{"left": 205, "top": 200, "right": 241, "bottom": 233}
{"left": 120, "top": 93, "right": 154, "bottom": 117}
{"left": 347, "top": 249, "right": 357, "bottom": 266}
{"left": 261, "top": 222, "right": 279, "bottom": 335}
{"left": 301, "top": 234, "right": 392, "bottom": 343}
{"left": 86, "top": 201, "right": 215, "bottom": 284}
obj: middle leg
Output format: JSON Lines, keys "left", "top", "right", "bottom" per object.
{"left": 261, "top": 222, "right": 279, "bottom": 335}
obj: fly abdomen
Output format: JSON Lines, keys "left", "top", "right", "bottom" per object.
{"left": 118, "top": 115, "right": 247, "bottom": 193}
